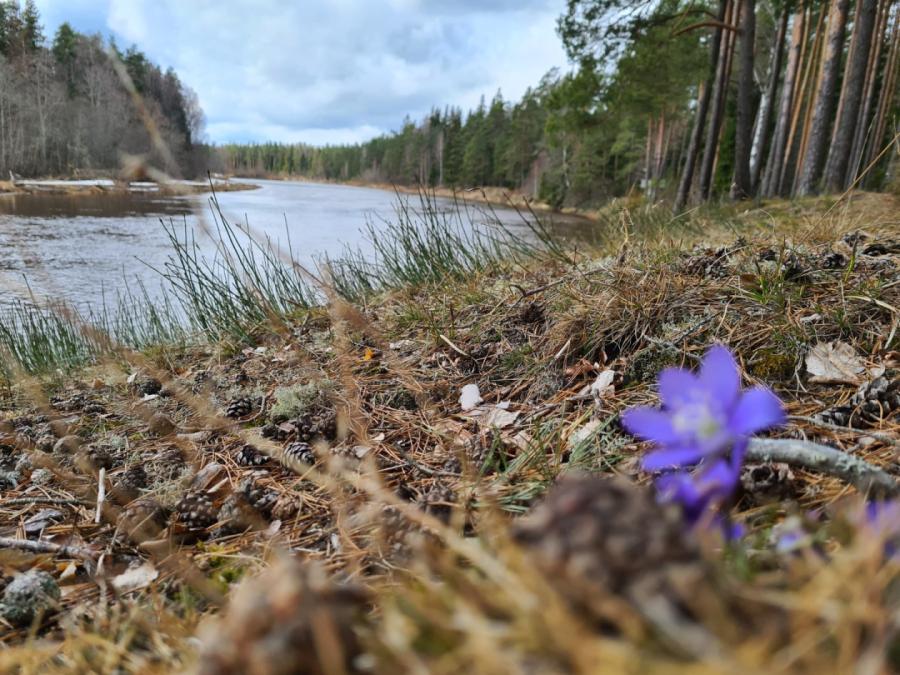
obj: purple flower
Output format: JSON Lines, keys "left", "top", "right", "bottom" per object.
{"left": 861, "top": 500, "right": 900, "bottom": 559}
{"left": 622, "top": 345, "right": 784, "bottom": 472}
{"left": 654, "top": 450, "right": 745, "bottom": 538}
{"left": 621, "top": 345, "right": 784, "bottom": 534}
{"left": 655, "top": 451, "right": 743, "bottom": 524}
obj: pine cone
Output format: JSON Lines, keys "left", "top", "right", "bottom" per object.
{"left": 116, "top": 465, "right": 149, "bottom": 502}
{"left": 234, "top": 444, "right": 269, "bottom": 467}
{"left": 215, "top": 493, "right": 261, "bottom": 536}
{"left": 150, "top": 447, "right": 186, "bottom": 482}
{"left": 119, "top": 498, "right": 168, "bottom": 543}
{"left": 740, "top": 463, "right": 796, "bottom": 505}
{"left": 416, "top": 481, "right": 455, "bottom": 522}
{"left": 680, "top": 246, "right": 731, "bottom": 278}
{"left": 173, "top": 491, "right": 218, "bottom": 538}
{"left": 132, "top": 376, "right": 163, "bottom": 396}
{"left": 819, "top": 371, "right": 900, "bottom": 428}
{"left": 271, "top": 493, "right": 302, "bottom": 521}
{"left": 215, "top": 480, "right": 279, "bottom": 535}
{"left": 820, "top": 251, "right": 847, "bottom": 269}
{"left": 294, "top": 408, "right": 337, "bottom": 442}
{"left": 35, "top": 434, "right": 55, "bottom": 453}
{"left": 282, "top": 441, "right": 315, "bottom": 468}
{"left": 196, "top": 557, "right": 369, "bottom": 675}
{"left": 260, "top": 422, "right": 290, "bottom": 441}
{"left": 226, "top": 396, "right": 255, "bottom": 419}
{"left": 239, "top": 479, "right": 278, "bottom": 517}
{"left": 82, "top": 445, "right": 115, "bottom": 472}
{"left": 512, "top": 474, "right": 703, "bottom": 617}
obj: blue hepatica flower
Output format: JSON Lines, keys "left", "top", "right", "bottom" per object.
{"left": 622, "top": 345, "right": 785, "bottom": 529}
{"left": 622, "top": 345, "right": 785, "bottom": 473}
{"left": 861, "top": 500, "right": 900, "bottom": 559}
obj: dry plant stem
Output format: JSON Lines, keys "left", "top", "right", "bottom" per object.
{"left": 0, "top": 537, "right": 97, "bottom": 560}
{"left": 746, "top": 437, "right": 898, "bottom": 497}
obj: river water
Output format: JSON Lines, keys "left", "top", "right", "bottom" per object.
{"left": 0, "top": 179, "right": 592, "bottom": 312}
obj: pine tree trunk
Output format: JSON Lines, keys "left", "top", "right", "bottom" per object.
{"left": 796, "top": 0, "right": 850, "bottom": 196}
{"left": 824, "top": 0, "right": 878, "bottom": 192}
{"left": 786, "top": 4, "right": 827, "bottom": 194}
{"left": 752, "top": 5, "right": 789, "bottom": 192}
{"left": 848, "top": 0, "right": 891, "bottom": 184}
{"left": 763, "top": 8, "right": 804, "bottom": 197}
{"left": 864, "top": 4, "right": 900, "bottom": 184}
{"left": 699, "top": 0, "right": 739, "bottom": 200}
{"left": 674, "top": 0, "right": 729, "bottom": 211}
{"left": 731, "top": 0, "right": 757, "bottom": 200}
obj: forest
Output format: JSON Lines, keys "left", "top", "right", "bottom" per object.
{"left": 0, "top": 0, "right": 209, "bottom": 178}
{"left": 222, "top": 0, "right": 900, "bottom": 210}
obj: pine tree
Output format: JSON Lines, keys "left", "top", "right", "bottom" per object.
{"left": 731, "top": 0, "right": 757, "bottom": 200}
{"left": 796, "top": 0, "right": 849, "bottom": 196}
{"left": 21, "top": 0, "right": 41, "bottom": 51}
{"left": 823, "top": 0, "right": 879, "bottom": 192}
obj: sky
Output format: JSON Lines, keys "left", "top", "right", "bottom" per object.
{"left": 34, "top": 0, "right": 569, "bottom": 146}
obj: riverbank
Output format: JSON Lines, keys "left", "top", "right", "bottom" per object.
{"left": 0, "top": 193, "right": 899, "bottom": 673}
{"left": 0, "top": 177, "right": 258, "bottom": 197}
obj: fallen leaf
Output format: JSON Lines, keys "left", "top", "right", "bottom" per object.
{"left": 483, "top": 407, "right": 520, "bottom": 429}
{"left": 567, "top": 420, "right": 603, "bottom": 451}
{"left": 112, "top": 562, "right": 158, "bottom": 593}
{"left": 459, "top": 384, "right": 483, "bottom": 411}
{"left": 590, "top": 369, "right": 616, "bottom": 401}
{"left": 59, "top": 562, "right": 78, "bottom": 580}
{"left": 806, "top": 341, "right": 866, "bottom": 385}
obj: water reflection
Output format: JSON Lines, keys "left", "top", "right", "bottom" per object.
{"left": 0, "top": 180, "right": 596, "bottom": 312}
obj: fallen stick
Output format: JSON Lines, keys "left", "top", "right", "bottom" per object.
{"left": 789, "top": 414, "right": 900, "bottom": 448}
{"left": 0, "top": 537, "right": 98, "bottom": 560}
{"left": 746, "top": 437, "right": 899, "bottom": 498}
{"left": 1, "top": 498, "right": 91, "bottom": 507}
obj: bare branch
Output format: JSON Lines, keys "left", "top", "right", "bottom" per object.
{"left": 746, "top": 437, "right": 899, "bottom": 498}
{"left": 0, "top": 537, "right": 98, "bottom": 560}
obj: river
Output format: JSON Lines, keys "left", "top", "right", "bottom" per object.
{"left": 0, "top": 179, "right": 592, "bottom": 312}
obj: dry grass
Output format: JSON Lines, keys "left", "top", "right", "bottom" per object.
{"left": 0, "top": 192, "right": 898, "bottom": 674}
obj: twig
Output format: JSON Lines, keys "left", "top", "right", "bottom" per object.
{"left": 0, "top": 537, "right": 98, "bottom": 560}
{"left": 789, "top": 415, "right": 900, "bottom": 448}
{"left": 394, "top": 446, "right": 460, "bottom": 478}
{"left": 1, "top": 498, "right": 91, "bottom": 507}
{"left": 439, "top": 334, "right": 471, "bottom": 359}
{"left": 746, "top": 437, "right": 899, "bottom": 498}
{"left": 95, "top": 467, "right": 106, "bottom": 524}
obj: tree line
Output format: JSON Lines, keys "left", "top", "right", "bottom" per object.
{"left": 221, "top": 0, "right": 899, "bottom": 209}
{"left": 0, "top": 0, "right": 210, "bottom": 178}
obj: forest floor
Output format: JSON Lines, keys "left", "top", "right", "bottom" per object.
{"left": 0, "top": 191, "right": 899, "bottom": 673}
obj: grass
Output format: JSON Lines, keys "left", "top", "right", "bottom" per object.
{"left": 325, "top": 189, "right": 573, "bottom": 301}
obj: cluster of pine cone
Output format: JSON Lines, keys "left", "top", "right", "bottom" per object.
{"left": 819, "top": 371, "right": 899, "bottom": 428}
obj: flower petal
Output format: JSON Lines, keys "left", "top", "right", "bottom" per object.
{"left": 658, "top": 367, "right": 698, "bottom": 408}
{"left": 697, "top": 458, "right": 740, "bottom": 493}
{"left": 621, "top": 407, "right": 679, "bottom": 444}
{"left": 728, "top": 387, "right": 785, "bottom": 435}
{"left": 641, "top": 446, "right": 706, "bottom": 471}
{"left": 699, "top": 344, "right": 740, "bottom": 408}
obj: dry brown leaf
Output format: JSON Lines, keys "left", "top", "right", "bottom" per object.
{"left": 805, "top": 341, "right": 865, "bottom": 385}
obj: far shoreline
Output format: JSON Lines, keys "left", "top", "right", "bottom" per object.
{"left": 232, "top": 172, "right": 601, "bottom": 223}
{"left": 0, "top": 177, "right": 258, "bottom": 198}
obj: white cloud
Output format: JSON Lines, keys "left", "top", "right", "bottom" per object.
{"left": 39, "top": 0, "right": 568, "bottom": 144}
